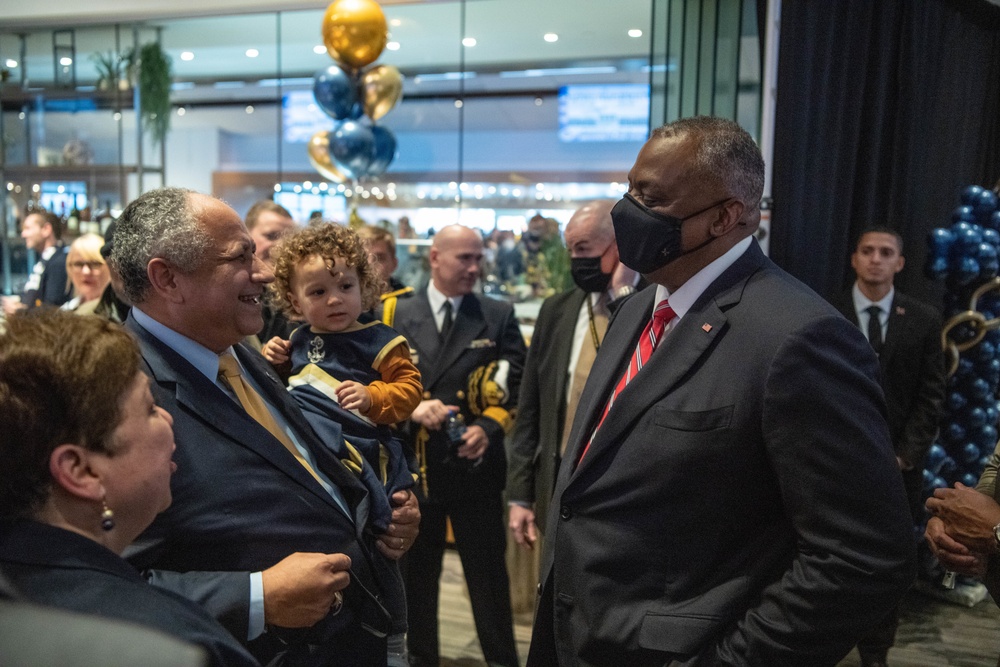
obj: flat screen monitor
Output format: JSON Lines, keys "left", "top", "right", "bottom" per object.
{"left": 558, "top": 84, "right": 650, "bottom": 143}
{"left": 283, "top": 89, "right": 335, "bottom": 144}
{"left": 39, "top": 181, "right": 87, "bottom": 215}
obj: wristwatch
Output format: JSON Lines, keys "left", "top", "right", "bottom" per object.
{"left": 612, "top": 285, "right": 636, "bottom": 301}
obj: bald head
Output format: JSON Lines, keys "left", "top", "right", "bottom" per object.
{"left": 430, "top": 225, "right": 483, "bottom": 297}
{"left": 564, "top": 200, "right": 616, "bottom": 248}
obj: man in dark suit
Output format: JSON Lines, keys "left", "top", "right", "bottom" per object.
{"left": 393, "top": 224, "right": 527, "bottom": 667}
{"left": 2, "top": 210, "right": 70, "bottom": 316}
{"left": 527, "top": 116, "right": 916, "bottom": 666}
{"left": 506, "top": 200, "right": 638, "bottom": 550}
{"left": 832, "top": 227, "right": 944, "bottom": 667}
{"left": 110, "top": 187, "right": 419, "bottom": 667}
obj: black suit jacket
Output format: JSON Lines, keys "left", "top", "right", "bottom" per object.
{"left": 832, "top": 288, "right": 945, "bottom": 469}
{"left": 528, "top": 241, "right": 916, "bottom": 666}
{"left": 123, "top": 315, "right": 398, "bottom": 666}
{"left": 24, "top": 243, "right": 70, "bottom": 308}
{"left": 506, "top": 288, "right": 587, "bottom": 533}
{"left": 0, "top": 520, "right": 257, "bottom": 667}
{"left": 394, "top": 289, "right": 527, "bottom": 501}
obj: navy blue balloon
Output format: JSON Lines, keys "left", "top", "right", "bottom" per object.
{"left": 944, "top": 422, "right": 966, "bottom": 444}
{"left": 926, "top": 443, "right": 947, "bottom": 469}
{"left": 980, "top": 424, "right": 999, "bottom": 447}
{"left": 366, "top": 125, "right": 397, "bottom": 177}
{"left": 953, "top": 205, "right": 977, "bottom": 224}
{"left": 991, "top": 210, "right": 1000, "bottom": 232}
{"left": 968, "top": 377, "right": 992, "bottom": 400}
{"left": 922, "top": 468, "right": 936, "bottom": 491}
{"left": 983, "top": 228, "right": 1000, "bottom": 247}
{"left": 330, "top": 120, "right": 375, "bottom": 180}
{"left": 986, "top": 404, "right": 999, "bottom": 425}
{"left": 313, "top": 65, "right": 362, "bottom": 121}
{"left": 957, "top": 224, "right": 984, "bottom": 253}
{"left": 954, "top": 256, "right": 980, "bottom": 285}
{"left": 961, "top": 442, "right": 982, "bottom": 464}
{"left": 932, "top": 475, "right": 948, "bottom": 490}
{"left": 977, "top": 341, "right": 998, "bottom": 364}
{"left": 962, "top": 184, "right": 986, "bottom": 205}
{"left": 947, "top": 391, "right": 968, "bottom": 412}
{"left": 966, "top": 406, "right": 988, "bottom": 429}
{"left": 961, "top": 472, "right": 980, "bottom": 488}
{"left": 939, "top": 456, "right": 958, "bottom": 477}
{"left": 974, "top": 189, "right": 999, "bottom": 219}
{"left": 982, "top": 455, "right": 994, "bottom": 470}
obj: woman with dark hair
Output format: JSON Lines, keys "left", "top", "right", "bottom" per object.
{"left": 0, "top": 310, "right": 258, "bottom": 667}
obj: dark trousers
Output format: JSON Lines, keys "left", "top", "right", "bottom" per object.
{"left": 857, "top": 467, "right": 923, "bottom": 662}
{"left": 404, "top": 492, "right": 518, "bottom": 667}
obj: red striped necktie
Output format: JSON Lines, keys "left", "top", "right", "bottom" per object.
{"left": 577, "top": 299, "right": 676, "bottom": 464}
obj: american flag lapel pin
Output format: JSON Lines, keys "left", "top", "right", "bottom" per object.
{"left": 895, "top": 306, "right": 905, "bottom": 315}
{"left": 702, "top": 323, "right": 712, "bottom": 332}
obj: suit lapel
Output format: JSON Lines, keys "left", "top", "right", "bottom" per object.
{"left": 127, "top": 317, "right": 362, "bottom": 517}
{"left": 401, "top": 292, "right": 446, "bottom": 388}
{"left": 437, "top": 296, "right": 487, "bottom": 377}
{"left": 562, "top": 243, "right": 765, "bottom": 489}
{"left": 881, "top": 295, "right": 907, "bottom": 363}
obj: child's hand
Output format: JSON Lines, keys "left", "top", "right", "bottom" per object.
{"left": 262, "top": 337, "right": 292, "bottom": 366}
{"left": 336, "top": 381, "right": 372, "bottom": 413}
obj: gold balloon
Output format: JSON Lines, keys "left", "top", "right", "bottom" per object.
{"left": 361, "top": 65, "right": 403, "bottom": 121}
{"left": 307, "top": 131, "right": 348, "bottom": 183}
{"left": 322, "top": 0, "right": 388, "bottom": 70}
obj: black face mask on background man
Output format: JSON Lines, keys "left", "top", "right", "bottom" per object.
{"left": 570, "top": 256, "right": 613, "bottom": 293}
{"left": 611, "top": 193, "right": 729, "bottom": 274}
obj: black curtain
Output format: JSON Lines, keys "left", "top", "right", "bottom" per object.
{"left": 768, "top": 0, "right": 1000, "bottom": 306}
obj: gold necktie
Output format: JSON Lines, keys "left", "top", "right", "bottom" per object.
{"left": 217, "top": 352, "right": 324, "bottom": 485}
{"left": 561, "top": 297, "right": 609, "bottom": 456}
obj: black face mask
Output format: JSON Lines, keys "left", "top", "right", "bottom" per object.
{"left": 570, "top": 256, "right": 612, "bottom": 293}
{"left": 611, "top": 193, "right": 729, "bottom": 274}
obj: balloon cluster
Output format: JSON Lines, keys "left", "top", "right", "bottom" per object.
{"left": 308, "top": 0, "right": 402, "bottom": 183}
{"left": 923, "top": 185, "right": 1000, "bottom": 500}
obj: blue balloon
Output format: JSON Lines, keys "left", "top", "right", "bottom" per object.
{"left": 954, "top": 256, "right": 980, "bottom": 285}
{"left": 330, "top": 120, "right": 375, "bottom": 180}
{"left": 991, "top": 210, "right": 1000, "bottom": 232}
{"left": 983, "top": 228, "right": 1000, "bottom": 247}
{"left": 947, "top": 391, "right": 968, "bottom": 412}
{"left": 953, "top": 205, "right": 977, "bottom": 224}
{"left": 961, "top": 184, "right": 986, "bottom": 206}
{"left": 961, "top": 442, "right": 982, "bottom": 464}
{"left": 928, "top": 227, "right": 955, "bottom": 257}
{"left": 944, "top": 422, "right": 966, "bottom": 444}
{"left": 925, "top": 256, "right": 949, "bottom": 280}
{"left": 367, "top": 125, "right": 397, "bottom": 177}
{"left": 957, "top": 225, "right": 984, "bottom": 253}
{"left": 313, "top": 65, "right": 362, "bottom": 121}
{"left": 966, "top": 406, "right": 988, "bottom": 429}
{"left": 926, "top": 443, "right": 947, "bottom": 468}
{"left": 974, "top": 189, "right": 999, "bottom": 220}
{"left": 977, "top": 341, "right": 998, "bottom": 363}
{"left": 968, "top": 377, "right": 992, "bottom": 400}
{"left": 985, "top": 404, "right": 999, "bottom": 425}
{"left": 980, "top": 424, "right": 999, "bottom": 447}
{"left": 922, "top": 468, "right": 936, "bottom": 491}
{"left": 960, "top": 472, "right": 980, "bottom": 488}
{"left": 932, "top": 475, "right": 948, "bottom": 490}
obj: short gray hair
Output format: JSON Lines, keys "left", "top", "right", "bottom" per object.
{"left": 110, "top": 187, "right": 212, "bottom": 304}
{"left": 651, "top": 116, "right": 764, "bottom": 209}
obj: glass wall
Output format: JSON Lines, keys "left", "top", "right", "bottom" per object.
{"left": 1, "top": 0, "right": 760, "bottom": 297}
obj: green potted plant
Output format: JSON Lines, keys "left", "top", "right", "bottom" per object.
{"left": 135, "top": 42, "right": 172, "bottom": 146}
{"left": 90, "top": 50, "right": 133, "bottom": 91}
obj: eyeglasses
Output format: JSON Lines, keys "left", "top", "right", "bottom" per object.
{"left": 69, "top": 260, "right": 106, "bottom": 271}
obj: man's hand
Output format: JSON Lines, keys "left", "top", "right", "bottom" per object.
{"left": 410, "top": 399, "right": 459, "bottom": 431}
{"left": 261, "top": 552, "right": 351, "bottom": 628}
{"left": 336, "top": 381, "right": 372, "bottom": 413}
{"left": 262, "top": 337, "right": 291, "bottom": 366}
{"left": 377, "top": 489, "right": 420, "bottom": 560}
{"left": 1, "top": 296, "right": 24, "bottom": 317}
{"left": 924, "top": 516, "right": 988, "bottom": 578}
{"left": 457, "top": 424, "right": 489, "bottom": 460}
{"left": 509, "top": 504, "right": 538, "bottom": 550}
{"left": 926, "top": 482, "right": 1000, "bottom": 553}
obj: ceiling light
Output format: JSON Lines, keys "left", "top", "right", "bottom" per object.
{"left": 245, "top": 105, "right": 255, "bottom": 114}
{"left": 181, "top": 51, "right": 195, "bottom": 61}
{"left": 462, "top": 37, "right": 477, "bottom": 47}
{"left": 59, "top": 57, "right": 73, "bottom": 66}
{"left": 386, "top": 41, "right": 400, "bottom": 51}
{"left": 454, "top": 99, "right": 464, "bottom": 108}
{"left": 245, "top": 49, "right": 259, "bottom": 58}
{"left": 544, "top": 33, "right": 559, "bottom": 43}
{"left": 628, "top": 29, "right": 643, "bottom": 38}
{"left": 390, "top": 18, "right": 401, "bottom": 27}
{"left": 534, "top": 97, "right": 543, "bottom": 106}
{"left": 5, "top": 59, "right": 16, "bottom": 68}
{"left": 313, "top": 45, "right": 326, "bottom": 55}
{"left": 176, "top": 107, "right": 186, "bottom": 116}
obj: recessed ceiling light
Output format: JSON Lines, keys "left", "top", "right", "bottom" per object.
{"left": 544, "top": 33, "right": 559, "bottom": 42}
{"left": 180, "top": 51, "right": 195, "bottom": 61}
{"left": 386, "top": 41, "right": 400, "bottom": 51}
{"left": 390, "top": 18, "right": 401, "bottom": 27}
{"left": 245, "top": 48, "right": 259, "bottom": 58}
{"left": 454, "top": 99, "right": 464, "bottom": 108}
{"left": 176, "top": 107, "right": 186, "bottom": 116}
{"left": 313, "top": 44, "right": 326, "bottom": 55}
{"left": 462, "top": 37, "right": 477, "bottom": 47}
{"left": 245, "top": 105, "right": 254, "bottom": 114}
{"left": 5, "top": 59, "right": 17, "bottom": 68}
{"left": 628, "top": 29, "right": 643, "bottom": 38}
{"left": 59, "top": 57, "right": 73, "bottom": 66}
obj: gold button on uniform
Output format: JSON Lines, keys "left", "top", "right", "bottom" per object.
{"left": 422, "top": 391, "right": 432, "bottom": 400}
{"left": 456, "top": 390, "right": 465, "bottom": 400}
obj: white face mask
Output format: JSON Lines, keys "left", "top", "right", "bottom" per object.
{"left": 502, "top": 239, "right": 516, "bottom": 251}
